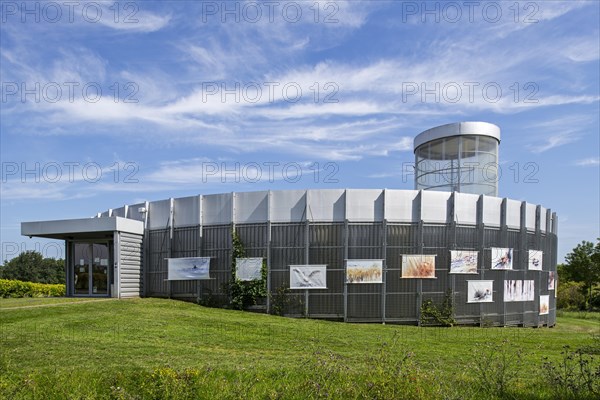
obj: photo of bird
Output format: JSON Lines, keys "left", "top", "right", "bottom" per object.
{"left": 473, "top": 288, "right": 491, "bottom": 301}
{"left": 492, "top": 248, "right": 513, "bottom": 270}
{"left": 291, "top": 266, "right": 326, "bottom": 288}
{"left": 467, "top": 281, "right": 494, "bottom": 303}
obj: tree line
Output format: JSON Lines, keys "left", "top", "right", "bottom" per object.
{"left": 557, "top": 238, "right": 600, "bottom": 311}
{"left": 0, "top": 251, "right": 65, "bottom": 284}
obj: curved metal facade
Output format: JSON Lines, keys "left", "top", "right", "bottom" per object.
{"left": 414, "top": 122, "right": 501, "bottom": 196}
{"left": 102, "top": 189, "right": 558, "bottom": 327}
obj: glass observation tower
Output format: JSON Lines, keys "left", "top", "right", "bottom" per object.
{"left": 414, "top": 121, "right": 501, "bottom": 197}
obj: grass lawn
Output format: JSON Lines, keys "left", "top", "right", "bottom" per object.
{"left": 1, "top": 298, "right": 598, "bottom": 399}
{"left": 0, "top": 297, "right": 108, "bottom": 309}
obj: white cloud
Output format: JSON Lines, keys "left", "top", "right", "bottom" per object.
{"left": 530, "top": 132, "right": 579, "bottom": 153}
{"left": 562, "top": 38, "right": 600, "bottom": 62}
{"left": 525, "top": 115, "right": 594, "bottom": 153}
{"left": 537, "top": 1, "right": 590, "bottom": 22}
{"left": 574, "top": 157, "right": 600, "bottom": 166}
{"left": 96, "top": 8, "right": 171, "bottom": 33}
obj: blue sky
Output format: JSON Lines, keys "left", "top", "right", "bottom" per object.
{"left": 1, "top": 1, "right": 598, "bottom": 262}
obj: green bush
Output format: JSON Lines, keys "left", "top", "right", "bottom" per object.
{"left": 224, "top": 230, "right": 267, "bottom": 310}
{"left": 0, "top": 279, "right": 65, "bottom": 298}
{"left": 589, "top": 285, "right": 600, "bottom": 309}
{"left": 420, "top": 289, "right": 455, "bottom": 326}
{"left": 557, "top": 280, "right": 587, "bottom": 310}
{"left": 269, "top": 285, "right": 292, "bottom": 316}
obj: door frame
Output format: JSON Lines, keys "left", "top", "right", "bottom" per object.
{"left": 69, "top": 240, "right": 113, "bottom": 297}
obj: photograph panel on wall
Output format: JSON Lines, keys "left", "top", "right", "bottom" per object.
{"left": 467, "top": 280, "right": 494, "bottom": 303}
{"left": 346, "top": 259, "right": 383, "bottom": 283}
{"left": 539, "top": 295, "right": 550, "bottom": 315}
{"left": 548, "top": 271, "right": 555, "bottom": 291}
{"left": 528, "top": 250, "right": 543, "bottom": 271}
{"left": 401, "top": 255, "right": 436, "bottom": 279}
{"left": 449, "top": 250, "right": 478, "bottom": 274}
{"left": 167, "top": 257, "right": 210, "bottom": 280}
{"left": 235, "top": 257, "right": 263, "bottom": 281}
{"left": 290, "top": 265, "right": 327, "bottom": 289}
{"left": 491, "top": 247, "right": 513, "bottom": 270}
{"left": 504, "top": 279, "right": 535, "bottom": 302}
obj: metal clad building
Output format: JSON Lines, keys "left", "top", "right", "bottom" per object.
{"left": 415, "top": 121, "right": 501, "bottom": 196}
{"left": 20, "top": 122, "right": 558, "bottom": 327}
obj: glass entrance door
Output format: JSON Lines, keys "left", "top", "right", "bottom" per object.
{"left": 72, "top": 242, "right": 110, "bottom": 296}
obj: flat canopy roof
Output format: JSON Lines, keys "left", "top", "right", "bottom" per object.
{"left": 21, "top": 216, "right": 144, "bottom": 240}
{"left": 413, "top": 121, "right": 501, "bottom": 150}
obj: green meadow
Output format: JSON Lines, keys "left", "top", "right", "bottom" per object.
{"left": 1, "top": 298, "right": 598, "bottom": 399}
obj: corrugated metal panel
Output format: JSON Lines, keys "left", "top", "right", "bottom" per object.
{"left": 271, "top": 223, "right": 305, "bottom": 287}
{"left": 147, "top": 228, "right": 169, "bottom": 296}
{"left": 385, "top": 224, "right": 419, "bottom": 322}
{"left": 506, "top": 199, "right": 521, "bottom": 229}
{"left": 540, "top": 207, "right": 547, "bottom": 232}
{"left": 482, "top": 196, "right": 502, "bottom": 227}
{"left": 113, "top": 189, "right": 557, "bottom": 326}
{"left": 347, "top": 223, "right": 383, "bottom": 320}
{"left": 237, "top": 223, "right": 268, "bottom": 252}
{"left": 307, "top": 189, "right": 345, "bottom": 222}
{"left": 199, "top": 224, "right": 231, "bottom": 304}
{"left": 526, "top": 203, "right": 537, "bottom": 231}
{"left": 421, "top": 191, "right": 450, "bottom": 223}
{"left": 346, "top": 189, "right": 384, "bottom": 222}
{"left": 119, "top": 232, "right": 143, "bottom": 298}
{"left": 126, "top": 202, "right": 147, "bottom": 222}
{"left": 148, "top": 199, "right": 172, "bottom": 230}
{"left": 234, "top": 191, "right": 268, "bottom": 224}
{"left": 270, "top": 190, "right": 306, "bottom": 222}
{"left": 484, "top": 228, "right": 501, "bottom": 247}
{"left": 173, "top": 196, "right": 201, "bottom": 227}
{"left": 308, "top": 223, "right": 344, "bottom": 318}
{"left": 385, "top": 190, "right": 419, "bottom": 222}
{"left": 203, "top": 193, "right": 232, "bottom": 225}
{"left": 112, "top": 206, "right": 126, "bottom": 218}
{"left": 170, "top": 226, "right": 201, "bottom": 297}
{"left": 454, "top": 192, "right": 478, "bottom": 225}
{"left": 456, "top": 226, "right": 478, "bottom": 248}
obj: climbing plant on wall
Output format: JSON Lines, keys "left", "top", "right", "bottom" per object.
{"left": 224, "top": 229, "right": 268, "bottom": 310}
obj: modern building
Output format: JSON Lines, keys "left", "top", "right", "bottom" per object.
{"left": 21, "top": 122, "right": 558, "bottom": 326}
{"left": 414, "top": 121, "right": 500, "bottom": 196}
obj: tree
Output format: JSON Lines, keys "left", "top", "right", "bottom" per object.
{"left": 0, "top": 251, "right": 65, "bottom": 284}
{"left": 563, "top": 239, "right": 600, "bottom": 310}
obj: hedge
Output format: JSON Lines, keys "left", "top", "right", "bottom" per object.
{"left": 0, "top": 279, "right": 66, "bottom": 298}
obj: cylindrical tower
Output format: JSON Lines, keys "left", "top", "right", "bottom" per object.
{"left": 414, "top": 121, "right": 501, "bottom": 196}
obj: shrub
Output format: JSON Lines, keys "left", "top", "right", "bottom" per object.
{"left": 0, "top": 279, "right": 65, "bottom": 298}
{"left": 269, "top": 285, "right": 291, "bottom": 316}
{"left": 542, "top": 345, "right": 600, "bottom": 399}
{"left": 223, "top": 230, "right": 268, "bottom": 310}
{"left": 589, "top": 285, "right": 600, "bottom": 310}
{"left": 420, "top": 289, "right": 455, "bottom": 326}
{"left": 196, "top": 287, "right": 218, "bottom": 308}
{"left": 557, "top": 280, "right": 587, "bottom": 310}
